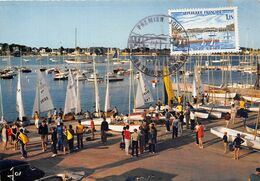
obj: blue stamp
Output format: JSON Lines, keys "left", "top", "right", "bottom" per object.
{"left": 169, "top": 7, "right": 239, "bottom": 54}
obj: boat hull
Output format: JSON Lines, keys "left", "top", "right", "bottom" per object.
{"left": 109, "top": 124, "right": 140, "bottom": 132}
{"left": 199, "top": 104, "right": 231, "bottom": 113}
{"left": 243, "top": 96, "right": 260, "bottom": 103}
{"left": 210, "top": 126, "right": 260, "bottom": 150}
{"left": 245, "top": 124, "right": 260, "bottom": 135}
{"left": 208, "top": 92, "right": 236, "bottom": 99}
{"left": 81, "top": 117, "right": 111, "bottom": 126}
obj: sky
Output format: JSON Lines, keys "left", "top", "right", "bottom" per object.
{"left": 0, "top": 0, "right": 259, "bottom": 49}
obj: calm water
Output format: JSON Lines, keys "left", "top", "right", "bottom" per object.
{"left": 0, "top": 55, "right": 257, "bottom": 121}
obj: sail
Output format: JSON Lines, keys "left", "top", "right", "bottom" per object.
{"left": 192, "top": 76, "right": 197, "bottom": 97}
{"left": 33, "top": 71, "right": 54, "bottom": 115}
{"left": 139, "top": 72, "right": 154, "bottom": 103}
{"left": 75, "top": 73, "right": 81, "bottom": 114}
{"left": 163, "top": 66, "right": 175, "bottom": 106}
{"left": 0, "top": 81, "right": 3, "bottom": 121}
{"left": 39, "top": 71, "right": 54, "bottom": 112}
{"left": 104, "top": 77, "right": 110, "bottom": 112}
{"left": 64, "top": 70, "right": 77, "bottom": 115}
{"left": 32, "top": 83, "right": 39, "bottom": 116}
{"left": 104, "top": 50, "right": 110, "bottom": 112}
{"left": 135, "top": 79, "right": 145, "bottom": 108}
{"left": 16, "top": 71, "right": 25, "bottom": 121}
{"left": 93, "top": 57, "right": 100, "bottom": 113}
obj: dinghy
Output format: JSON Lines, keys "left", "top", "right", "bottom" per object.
{"left": 199, "top": 104, "right": 231, "bottom": 113}
{"left": 246, "top": 124, "right": 260, "bottom": 135}
{"left": 243, "top": 95, "right": 260, "bottom": 103}
{"left": 210, "top": 126, "right": 260, "bottom": 150}
{"left": 109, "top": 124, "right": 140, "bottom": 132}
{"left": 81, "top": 117, "right": 111, "bottom": 126}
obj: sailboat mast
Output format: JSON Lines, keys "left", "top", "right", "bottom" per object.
{"left": 129, "top": 60, "right": 133, "bottom": 115}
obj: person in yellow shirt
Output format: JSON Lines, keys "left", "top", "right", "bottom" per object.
{"left": 239, "top": 99, "right": 245, "bottom": 109}
{"left": 176, "top": 104, "right": 183, "bottom": 113}
{"left": 76, "top": 120, "right": 84, "bottom": 149}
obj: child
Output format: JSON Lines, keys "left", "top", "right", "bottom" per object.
{"left": 223, "top": 132, "right": 228, "bottom": 154}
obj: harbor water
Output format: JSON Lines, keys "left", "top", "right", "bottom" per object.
{"left": 0, "top": 55, "right": 257, "bottom": 121}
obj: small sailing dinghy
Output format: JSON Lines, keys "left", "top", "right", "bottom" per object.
{"left": 32, "top": 71, "right": 54, "bottom": 125}
{"left": 210, "top": 126, "right": 260, "bottom": 150}
{"left": 109, "top": 124, "right": 140, "bottom": 132}
{"left": 246, "top": 124, "right": 260, "bottom": 135}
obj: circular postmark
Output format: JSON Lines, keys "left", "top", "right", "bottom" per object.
{"left": 127, "top": 14, "right": 190, "bottom": 77}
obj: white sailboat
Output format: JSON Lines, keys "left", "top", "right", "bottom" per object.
{"left": 64, "top": 69, "right": 77, "bottom": 115}
{"left": 135, "top": 72, "right": 154, "bottom": 109}
{"left": 16, "top": 71, "right": 25, "bottom": 121}
{"left": 32, "top": 71, "right": 54, "bottom": 118}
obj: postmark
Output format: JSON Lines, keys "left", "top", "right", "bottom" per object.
{"left": 127, "top": 14, "right": 189, "bottom": 77}
{"left": 169, "top": 7, "right": 239, "bottom": 54}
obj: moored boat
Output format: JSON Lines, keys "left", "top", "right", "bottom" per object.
{"left": 199, "top": 104, "right": 231, "bottom": 113}
{"left": 210, "top": 126, "right": 260, "bottom": 150}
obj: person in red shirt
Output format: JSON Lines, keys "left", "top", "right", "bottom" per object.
{"left": 123, "top": 125, "right": 131, "bottom": 156}
{"left": 197, "top": 122, "right": 204, "bottom": 149}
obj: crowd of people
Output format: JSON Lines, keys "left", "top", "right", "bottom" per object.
{"left": 120, "top": 123, "right": 157, "bottom": 157}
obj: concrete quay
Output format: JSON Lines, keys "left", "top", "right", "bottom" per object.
{"left": 1, "top": 116, "right": 259, "bottom": 181}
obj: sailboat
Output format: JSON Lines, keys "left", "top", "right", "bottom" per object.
{"left": 32, "top": 71, "right": 54, "bottom": 123}
{"left": 134, "top": 72, "right": 154, "bottom": 111}
{"left": 63, "top": 69, "right": 77, "bottom": 120}
{"left": 82, "top": 56, "right": 111, "bottom": 126}
{"left": 16, "top": 71, "right": 26, "bottom": 125}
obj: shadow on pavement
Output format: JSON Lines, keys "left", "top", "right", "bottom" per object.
{"left": 96, "top": 168, "right": 177, "bottom": 181}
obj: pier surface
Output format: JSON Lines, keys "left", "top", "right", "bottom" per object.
{"left": 1, "top": 115, "right": 259, "bottom": 181}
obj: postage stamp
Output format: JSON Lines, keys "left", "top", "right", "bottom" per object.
{"left": 168, "top": 7, "right": 239, "bottom": 54}
{"left": 127, "top": 14, "right": 189, "bottom": 77}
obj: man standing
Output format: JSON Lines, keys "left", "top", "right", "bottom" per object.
{"left": 76, "top": 120, "right": 84, "bottom": 149}
{"left": 248, "top": 168, "right": 260, "bottom": 181}
{"left": 101, "top": 117, "right": 109, "bottom": 144}
{"left": 38, "top": 120, "right": 48, "bottom": 152}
